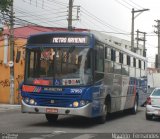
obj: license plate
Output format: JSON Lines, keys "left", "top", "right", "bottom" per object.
{"left": 46, "top": 108, "right": 58, "bottom": 113}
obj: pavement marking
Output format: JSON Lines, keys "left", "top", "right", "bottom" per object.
{"left": 72, "top": 134, "right": 97, "bottom": 139}
{"left": 30, "top": 138, "right": 44, "bottom": 139}
{"left": 29, "top": 131, "right": 66, "bottom": 139}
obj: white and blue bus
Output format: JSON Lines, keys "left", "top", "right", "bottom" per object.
{"left": 21, "top": 31, "right": 148, "bottom": 124}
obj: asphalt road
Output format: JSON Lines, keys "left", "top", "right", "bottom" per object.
{"left": 0, "top": 105, "right": 160, "bottom": 139}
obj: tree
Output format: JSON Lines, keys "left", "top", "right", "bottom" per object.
{"left": 0, "top": 0, "right": 12, "bottom": 13}
{"left": 0, "top": 0, "right": 13, "bottom": 36}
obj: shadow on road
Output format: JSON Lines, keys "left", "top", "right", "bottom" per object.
{"left": 28, "top": 108, "right": 145, "bottom": 128}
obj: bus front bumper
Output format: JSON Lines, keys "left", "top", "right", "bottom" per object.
{"left": 21, "top": 100, "right": 94, "bottom": 118}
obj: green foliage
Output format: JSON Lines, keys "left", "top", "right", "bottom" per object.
{"left": 0, "top": 0, "right": 12, "bottom": 13}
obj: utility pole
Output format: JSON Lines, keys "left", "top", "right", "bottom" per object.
{"left": 135, "top": 29, "right": 147, "bottom": 57}
{"left": 9, "top": 0, "right": 14, "bottom": 104}
{"left": 154, "top": 20, "right": 160, "bottom": 68}
{"left": 68, "top": 0, "right": 73, "bottom": 31}
{"left": 131, "top": 8, "right": 135, "bottom": 52}
{"left": 131, "top": 8, "right": 149, "bottom": 52}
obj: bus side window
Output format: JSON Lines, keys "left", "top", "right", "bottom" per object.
{"left": 139, "top": 60, "right": 141, "bottom": 69}
{"left": 111, "top": 49, "right": 115, "bottom": 61}
{"left": 105, "top": 46, "right": 111, "bottom": 60}
{"left": 95, "top": 44, "right": 104, "bottom": 81}
{"left": 127, "top": 55, "right": 130, "bottom": 66}
{"left": 119, "top": 52, "right": 123, "bottom": 64}
{"left": 133, "top": 58, "right": 136, "bottom": 67}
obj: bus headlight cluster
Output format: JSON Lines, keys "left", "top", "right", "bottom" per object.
{"left": 80, "top": 100, "right": 86, "bottom": 106}
{"left": 30, "top": 99, "right": 35, "bottom": 105}
{"left": 24, "top": 97, "right": 29, "bottom": 103}
{"left": 72, "top": 100, "right": 89, "bottom": 107}
{"left": 24, "top": 97, "right": 36, "bottom": 105}
{"left": 73, "top": 101, "right": 79, "bottom": 107}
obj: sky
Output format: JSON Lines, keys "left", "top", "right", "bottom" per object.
{"left": 12, "top": 0, "right": 160, "bottom": 67}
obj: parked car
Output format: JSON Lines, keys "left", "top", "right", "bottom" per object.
{"left": 146, "top": 88, "right": 160, "bottom": 120}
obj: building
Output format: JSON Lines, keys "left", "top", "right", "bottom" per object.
{"left": 147, "top": 67, "right": 160, "bottom": 88}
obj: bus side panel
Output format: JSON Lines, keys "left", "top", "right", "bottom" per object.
{"left": 124, "top": 77, "right": 137, "bottom": 109}
{"left": 120, "top": 76, "right": 130, "bottom": 110}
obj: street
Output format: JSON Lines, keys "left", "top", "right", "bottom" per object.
{"left": 0, "top": 105, "right": 160, "bottom": 139}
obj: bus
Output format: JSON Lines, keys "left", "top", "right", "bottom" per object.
{"left": 20, "top": 31, "right": 148, "bottom": 124}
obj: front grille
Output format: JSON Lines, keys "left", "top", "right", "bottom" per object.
{"left": 25, "top": 91, "right": 81, "bottom": 107}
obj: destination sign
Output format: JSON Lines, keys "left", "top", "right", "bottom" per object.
{"left": 52, "top": 37, "right": 88, "bottom": 44}
{"left": 28, "top": 34, "right": 89, "bottom": 46}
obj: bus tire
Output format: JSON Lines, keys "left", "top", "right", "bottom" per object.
{"left": 95, "top": 104, "right": 107, "bottom": 124}
{"left": 45, "top": 114, "right": 58, "bottom": 123}
{"left": 95, "top": 98, "right": 110, "bottom": 124}
{"left": 130, "top": 96, "right": 138, "bottom": 114}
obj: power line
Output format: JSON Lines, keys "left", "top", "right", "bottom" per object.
{"left": 128, "top": 0, "right": 144, "bottom": 9}
{"left": 114, "top": 0, "right": 131, "bottom": 10}
{"left": 121, "top": 0, "right": 138, "bottom": 9}
{"left": 81, "top": 7, "right": 129, "bottom": 34}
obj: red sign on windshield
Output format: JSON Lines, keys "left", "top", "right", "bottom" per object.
{"left": 33, "top": 79, "right": 50, "bottom": 86}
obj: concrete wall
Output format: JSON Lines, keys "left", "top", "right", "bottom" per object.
{"left": 148, "top": 73, "right": 160, "bottom": 88}
{"left": 0, "top": 38, "right": 25, "bottom": 104}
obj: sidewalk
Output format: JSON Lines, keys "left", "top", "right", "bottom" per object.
{"left": 0, "top": 104, "right": 21, "bottom": 110}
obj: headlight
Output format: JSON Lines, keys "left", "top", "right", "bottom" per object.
{"left": 73, "top": 101, "right": 79, "bottom": 107}
{"left": 24, "top": 97, "right": 29, "bottom": 103}
{"left": 80, "top": 100, "right": 86, "bottom": 106}
{"left": 29, "top": 99, "right": 35, "bottom": 105}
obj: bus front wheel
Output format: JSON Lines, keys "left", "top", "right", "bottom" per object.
{"left": 45, "top": 114, "right": 58, "bottom": 123}
{"left": 96, "top": 101, "right": 110, "bottom": 124}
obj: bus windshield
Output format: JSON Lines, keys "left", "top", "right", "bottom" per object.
{"left": 25, "top": 46, "right": 93, "bottom": 86}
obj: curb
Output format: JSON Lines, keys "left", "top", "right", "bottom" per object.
{"left": 0, "top": 104, "right": 21, "bottom": 108}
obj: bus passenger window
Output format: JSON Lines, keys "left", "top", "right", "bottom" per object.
{"left": 133, "top": 58, "right": 136, "bottom": 67}
{"left": 116, "top": 51, "right": 119, "bottom": 63}
{"left": 139, "top": 60, "right": 141, "bottom": 69}
{"left": 105, "top": 61, "right": 113, "bottom": 73}
{"left": 95, "top": 44, "right": 104, "bottom": 81}
{"left": 105, "top": 47, "right": 107, "bottom": 59}
{"left": 127, "top": 55, "right": 130, "bottom": 66}
{"left": 122, "top": 65, "right": 129, "bottom": 75}
{"left": 95, "top": 45, "right": 104, "bottom": 72}
{"left": 111, "top": 49, "right": 115, "bottom": 61}
{"left": 123, "top": 54, "right": 127, "bottom": 65}
{"left": 114, "top": 63, "right": 121, "bottom": 74}
{"left": 136, "top": 59, "right": 139, "bottom": 68}
{"left": 119, "top": 52, "right": 123, "bottom": 64}
{"left": 105, "top": 47, "right": 111, "bottom": 60}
